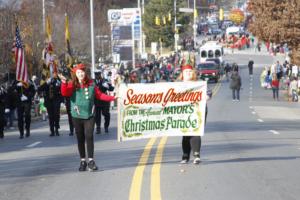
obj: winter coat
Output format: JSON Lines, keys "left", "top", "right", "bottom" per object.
{"left": 230, "top": 73, "right": 242, "bottom": 90}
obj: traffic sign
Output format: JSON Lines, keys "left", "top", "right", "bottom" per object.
{"left": 179, "top": 8, "right": 194, "bottom": 13}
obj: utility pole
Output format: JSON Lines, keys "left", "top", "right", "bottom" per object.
{"left": 142, "top": 0, "right": 145, "bottom": 55}
{"left": 90, "top": 0, "right": 95, "bottom": 79}
{"left": 193, "top": 0, "right": 197, "bottom": 49}
{"left": 174, "top": 0, "right": 178, "bottom": 51}
{"left": 137, "top": 0, "right": 143, "bottom": 58}
{"left": 42, "top": 0, "right": 45, "bottom": 34}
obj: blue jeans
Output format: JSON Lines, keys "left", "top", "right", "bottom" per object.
{"left": 272, "top": 88, "right": 279, "bottom": 99}
{"left": 232, "top": 89, "right": 240, "bottom": 100}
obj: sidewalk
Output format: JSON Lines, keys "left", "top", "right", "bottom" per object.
{"left": 252, "top": 76, "right": 300, "bottom": 121}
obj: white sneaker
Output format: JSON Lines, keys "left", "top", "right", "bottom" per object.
{"left": 180, "top": 160, "right": 188, "bottom": 164}
{"left": 193, "top": 157, "right": 201, "bottom": 164}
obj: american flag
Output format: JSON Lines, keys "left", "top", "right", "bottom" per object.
{"left": 15, "top": 25, "right": 28, "bottom": 83}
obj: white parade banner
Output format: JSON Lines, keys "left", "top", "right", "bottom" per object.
{"left": 117, "top": 82, "right": 207, "bottom": 141}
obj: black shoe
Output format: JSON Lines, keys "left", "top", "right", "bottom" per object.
{"left": 49, "top": 132, "right": 55, "bottom": 137}
{"left": 78, "top": 161, "right": 87, "bottom": 172}
{"left": 19, "top": 135, "right": 24, "bottom": 139}
{"left": 88, "top": 160, "right": 98, "bottom": 171}
{"left": 25, "top": 130, "right": 30, "bottom": 137}
{"left": 96, "top": 129, "right": 101, "bottom": 134}
{"left": 55, "top": 130, "right": 60, "bottom": 136}
{"left": 104, "top": 127, "right": 109, "bottom": 133}
{"left": 69, "top": 132, "right": 74, "bottom": 136}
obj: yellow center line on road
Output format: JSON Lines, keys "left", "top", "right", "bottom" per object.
{"left": 212, "top": 80, "right": 222, "bottom": 96}
{"left": 151, "top": 137, "right": 168, "bottom": 200}
{"left": 129, "top": 138, "right": 157, "bottom": 200}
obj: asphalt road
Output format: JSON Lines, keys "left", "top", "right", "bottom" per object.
{"left": 0, "top": 53, "right": 300, "bottom": 200}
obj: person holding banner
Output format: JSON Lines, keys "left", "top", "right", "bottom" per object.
{"left": 179, "top": 64, "right": 205, "bottom": 164}
{"left": 59, "top": 64, "right": 116, "bottom": 172}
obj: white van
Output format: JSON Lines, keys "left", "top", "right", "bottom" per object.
{"left": 198, "top": 41, "right": 224, "bottom": 63}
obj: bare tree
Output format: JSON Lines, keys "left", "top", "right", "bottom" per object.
{"left": 0, "top": 0, "right": 137, "bottom": 80}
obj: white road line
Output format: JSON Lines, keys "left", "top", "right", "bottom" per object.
{"left": 252, "top": 111, "right": 256, "bottom": 114}
{"left": 257, "top": 119, "right": 264, "bottom": 123}
{"left": 269, "top": 130, "right": 280, "bottom": 135}
{"left": 250, "top": 87, "right": 253, "bottom": 90}
{"left": 249, "top": 106, "right": 253, "bottom": 109}
{"left": 26, "top": 141, "right": 42, "bottom": 148}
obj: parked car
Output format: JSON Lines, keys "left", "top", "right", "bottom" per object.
{"left": 197, "top": 62, "right": 220, "bottom": 83}
{"left": 206, "top": 58, "right": 224, "bottom": 75}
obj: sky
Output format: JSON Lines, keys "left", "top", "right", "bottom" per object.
{"left": 0, "top": 0, "right": 22, "bottom": 7}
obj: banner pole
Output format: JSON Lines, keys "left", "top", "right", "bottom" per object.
{"left": 117, "top": 84, "right": 122, "bottom": 142}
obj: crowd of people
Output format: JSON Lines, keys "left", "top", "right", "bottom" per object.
{"left": 0, "top": 64, "right": 117, "bottom": 140}
{"left": 0, "top": 50, "right": 196, "bottom": 140}
{"left": 260, "top": 60, "right": 300, "bottom": 101}
{"left": 0, "top": 52, "right": 210, "bottom": 171}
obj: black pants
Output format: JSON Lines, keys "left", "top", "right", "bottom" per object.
{"left": 95, "top": 105, "right": 110, "bottom": 130}
{"left": 249, "top": 68, "right": 253, "bottom": 75}
{"left": 182, "top": 136, "right": 201, "bottom": 161}
{"left": 46, "top": 99, "right": 61, "bottom": 133}
{"left": 65, "top": 98, "right": 74, "bottom": 133}
{"left": 73, "top": 117, "right": 95, "bottom": 159}
{"left": 276, "top": 72, "right": 282, "bottom": 80}
{"left": 17, "top": 102, "right": 31, "bottom": 136}
{"left": 0, "top": 104, "right": 5, "bottom": 137}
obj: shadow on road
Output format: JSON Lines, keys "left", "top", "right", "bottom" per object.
{"left": 202, "top": 156, "right": 300, "bottom": 165}
{"left": 205, "top": 120, "right": 300, "bottom": 133}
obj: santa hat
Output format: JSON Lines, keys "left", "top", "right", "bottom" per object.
{"left": 180, "top": 52, "right": 195, "bottom": 71}
{"left": 181, "top": 64, "right": 193, "bottom": 71}
{"left": 72, "top": 63, "right": 85, "bottom": 73}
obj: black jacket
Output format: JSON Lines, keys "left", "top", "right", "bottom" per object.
{"left": 5, "top": 85, "right": 18, "bottom": 110}
{"left": 94, "top": 78, "right": 114, "bottom": 106}
{"left": 12, "top": 80, "right": 36, "bottom": 105}
{"left": 38, "top": 78, "right": 62, "bottom": 104}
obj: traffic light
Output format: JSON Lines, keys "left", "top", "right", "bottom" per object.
{"left": 168, "top": 13, "right": 171, "bottom": 22}
{"left": 155, "top": 16, "right": 160, "bottom": 26}
{"left": 219, "top": 8, "right": 224, "bottom": 21}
